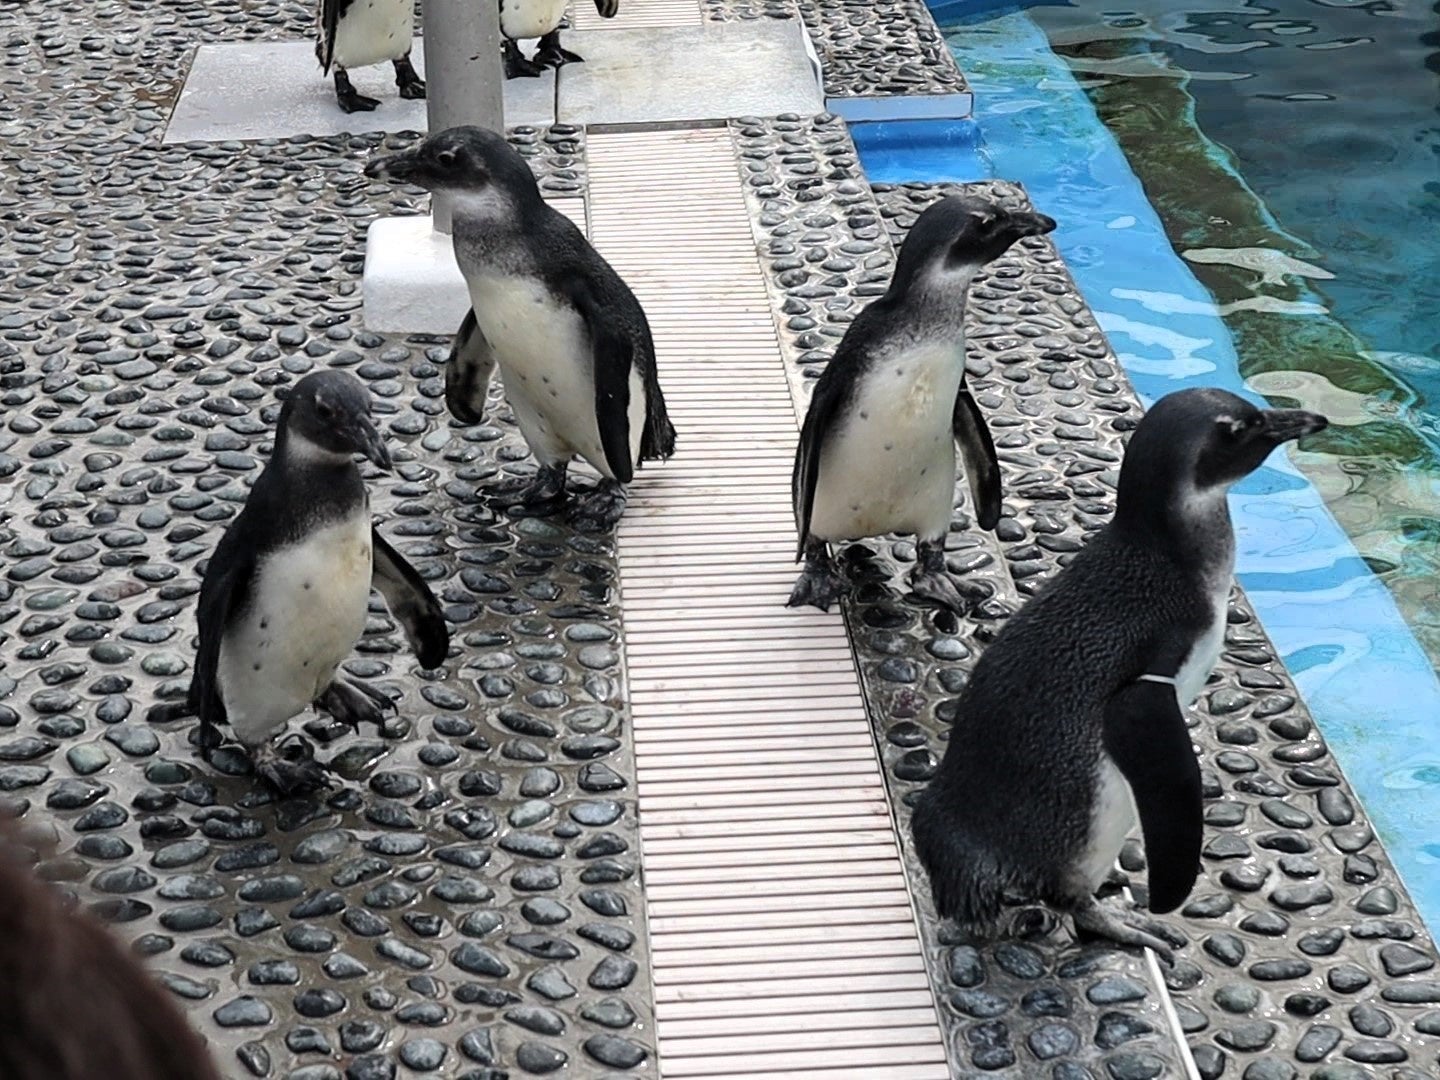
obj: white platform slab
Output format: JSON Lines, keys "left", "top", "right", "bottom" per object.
{"left": 363, "top": 200, "right": 587, "bottom": 334}
{"left": 556, "top": 22, "right": 824, "bottom": 127}
{"left": 362, "top": 215, "right": 469, "bottom": 335}
{"left": 165, "top": 38, "right": 555, "bottom": 144}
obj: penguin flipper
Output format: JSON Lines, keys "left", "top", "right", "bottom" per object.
{"left": 188, "top": 546, "right": 257, "bottom": 735}
{"left": 636, "top": 324, "right": 676, "bottom": 464}
{"left": 791, "top": 372, "right": 847, "bottom": 559}
{"left": 952, "top": 387, "right": 1002, "bottom": 531}
{"left": 1102, "top": 674, "right": 1202, "bottom": 914}
{"left": 316, "top": 0, "right": 349, "bottom": 72}
{"left": 444, "top": 308, "right": 497, "bottom": 425}
{"left": 371, "top": 528, "right": 450, "bottom": 670}
{"left": 562, "top": 277, "right": 636, "bottom": 485}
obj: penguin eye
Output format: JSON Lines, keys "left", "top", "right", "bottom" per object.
{"left": 436, "top": 148, "right": 458, "bottom": 168}
{"left": 315, "top": 399, "right": 336, "bottom": 423}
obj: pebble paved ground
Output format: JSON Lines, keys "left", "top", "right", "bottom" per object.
{"left": 2, "top": 1, "right": 1439, "bottom": 1079}
{"left": 1, "top": 4, "right": 649, "bottom": 1079}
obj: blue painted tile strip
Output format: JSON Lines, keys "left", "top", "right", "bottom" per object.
{"left": 859, "top": 4, "right": 1440, "bottom": 931}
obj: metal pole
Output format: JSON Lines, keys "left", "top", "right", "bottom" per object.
{"left": 423, "top": 0, "right": 504, "bottom": 234}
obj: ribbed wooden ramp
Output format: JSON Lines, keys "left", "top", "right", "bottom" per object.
{"left": 572, "top": 0, "right": 701, "bottom": 30}
{"left": 588, "top": 128, "right": 951, "bottom": 1078}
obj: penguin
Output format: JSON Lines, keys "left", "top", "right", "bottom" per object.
{"left": 316, "top": 0, "right": 425, "bottom": 113}
{"left": 789, "top": 195, "right": 1056, "bottom": 614}
{"left": 186, "top": 370, "right": 450, "bottom": 795}
{"left": 499, "top": 0, "right": 619, "bottom": 80}
{"left": 0, "top": 824, "right": 222, "bottom": 1080}
{"left": 910, "top": 387, "right": 1328, "bottom": 962}
{"left": 364, "top": 126, "right": 676, "bottom": 528}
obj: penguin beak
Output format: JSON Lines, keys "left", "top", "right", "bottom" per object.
{"left": 352, "top": 416, "right": 394, "bottom": 472}
{"left": 1011, "top": 210, "right": 1057, "bottom": 238}
{"left": 1260, "top": 408, "right": 1328, "bottom": 444}
{"left": 364, "top": 150, "right": 417, "bottom": 183}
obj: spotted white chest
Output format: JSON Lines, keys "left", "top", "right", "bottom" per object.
{"left": 217, "top": 512, "right": 373, "bottom": 747}
{"left": 467, "top": 273, "right": 643, "bottom": 479}
{"left": 330, "top": 0, "right": 414, "bottom": 69}
{"left": 1174, "top": 575, "right": 1232, "bottom": 707}
{"left": 498, "top": 0, "right": 568, "bottom": 40}
{"left": 809, "top": 341, "right": 965, "bottom": 543}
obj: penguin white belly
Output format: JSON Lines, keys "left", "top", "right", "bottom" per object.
{"left": 1174, "top": 577, "right": 1232, "bottom": 706}
{"left": 809, "top": 343, "right": 964, "bottom": 543}
{"left": 499, "top": 0, "right": 568, "bottom": 40}
{"left": 1077, "top": 754, "right": 1139, "bottom": 892}
{"left": 331, "top": 0, "right": 414, "bottom": 69}
{"left": 217, "top": 515, "right": 374, "bottom": 747}
{"left": 469, "top": 274, "right": 634, "bottom": 479}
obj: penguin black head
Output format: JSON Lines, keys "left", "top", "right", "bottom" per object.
{"left": 277, "top": 370, "right": 392, "bottom": 471}
{"left": 890, "top": 194, "right": 1057, "bottom": 296}
{"left": 363, "top": 126, "right": 541, "bottom": 216}
{"left": 1116, "top": 387, "right": 1327, "bottom": 528}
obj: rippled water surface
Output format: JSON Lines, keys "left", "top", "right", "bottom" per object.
{"left": 1007, "top": 0, "right": 1440, "bottom": 670}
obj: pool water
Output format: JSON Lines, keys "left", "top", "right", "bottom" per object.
{"left": 1024, "top": 0, "right": 1440, "bottom": 679}
{"left": 853, "top": 1, "right": 1440, "bottom": 928}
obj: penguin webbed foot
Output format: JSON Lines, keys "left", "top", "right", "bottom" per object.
{"left": 1004, "top": 906, "right": 1063, "bottom": 942}
{"left": 314, "top": 678, "right": 394, "bottom": 733}
{"left": 571, "top": 480, "right": 627, "bottom": 531}
{"left": 909, "top": 539, "right": 989, "bottom": 617}
{"left": 502, "top": 41, "right": 547, "bottom": 80}
{"left": 252, "top": 738, "right": 333, "bottom": 797}
{"left": 534, "top": 31, "right": 584, "bottom": 67}
{"left": 1071, "top": 898, "right": 1179, "bottom": 967}
{"left": 787, "top": 543, "right": 845, "bottom": 612}
{"left": 908, "top": 566, "right": 969, "bottom": 615}
{"left": 333, "top": 68, "right": 380, "bottom": 113}
{"left": 393, "top": 55, "right": 426, "bottom": 99}
{"left": 489, "top": 464, "right": 569, "bottom": 514}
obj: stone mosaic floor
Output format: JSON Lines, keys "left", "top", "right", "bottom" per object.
{"left": 1, "top": 4, "right": 648, "bottom": 1077}
{"left": 1, "top": 1, "right": 1438, "bottom": 1079}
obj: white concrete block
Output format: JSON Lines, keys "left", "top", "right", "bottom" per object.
{"left": 556, "top": 22, "right": 825, "bottom": 127}
{"left": 166, "top": 38, "right": 555, "bottom": 145}
{"left": 362, "top": 214, "right": 470, "bottom": 335}
{"left": 363, "top": 199, "right": 587, "bottom": 334}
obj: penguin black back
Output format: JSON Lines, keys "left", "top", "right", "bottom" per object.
{"left": 912, "top": 387, "right": 1327, "bottom": 934}
{"left": 187, "top": 370, "right": 393, "bottom": 727}
{"left": 788, "top": 195, "right": 1054, "bottom": 613}
{"left": 364, "top": 127, "right": 676, "bottom": 469}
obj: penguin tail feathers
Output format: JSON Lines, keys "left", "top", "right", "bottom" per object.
{"left": 640, "top": 408, "right": 677, "bottom": 463}
{"left": 910, "top": 788, "right": 1008, "bottom": 930}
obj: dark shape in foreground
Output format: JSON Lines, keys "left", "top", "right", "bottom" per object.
{"left": 912, "top": 387, "right": 1327, "bottom": 964}
{"left": 789, "top": 193, "right": 1056, "bottom": 615}
{"left": 0, "top": 825, "right": 221, "bottom": 1080}
{"left": 365, "top": 125, "right": 675, "bottom": 530}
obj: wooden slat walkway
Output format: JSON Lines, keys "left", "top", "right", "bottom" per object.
{"left": 589, "top": 127, "right": 951, "bottom": 1078}
{"left": 571, "top": 0, "right": 701, "bottom": 31}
